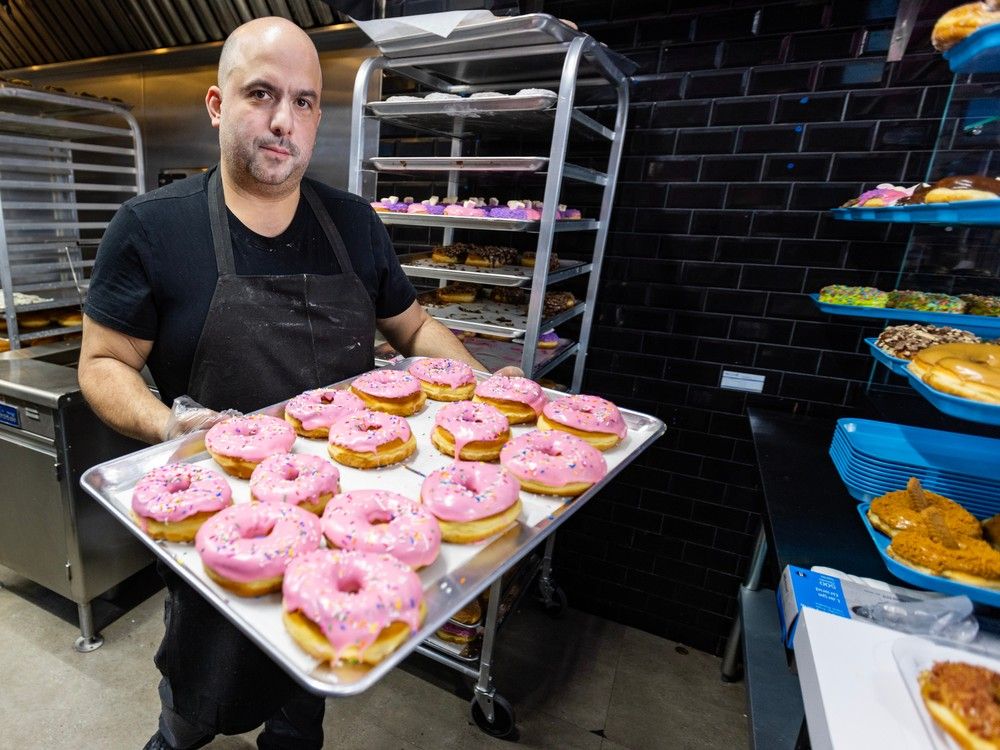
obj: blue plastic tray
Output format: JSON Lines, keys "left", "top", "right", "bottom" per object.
{"left": 811, "top": 294, "right": 1000, "bottom": 337}
{"left": 836, "top": 419, "right": 1000, "bottom": 480}
{"left": 857, "top": 503, "right": 1000, "bottom": 608}
{"left": 864, "top": 337, "right": 910, "bottom": 376}
{"left": 830, "top": 442, "right": 998, "bottom": 495}
{"left": 829, "top": 200, "right": 1000, "bottom": 225}
{"left": 944, "top": 23, "right": 1000, "bottom": 74}
{"left": 903, "top": 367, "right": 1000, "bottom": 426}
{"left": 832, "top": 429, "right": 1000, "bottom": 488}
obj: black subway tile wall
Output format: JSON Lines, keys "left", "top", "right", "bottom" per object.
{"left": 523, "top": 0, "right": 972, "bottom": 656}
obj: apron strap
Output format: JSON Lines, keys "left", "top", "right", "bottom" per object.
{"left": 301, "top": 181, "right": 356, "bottom": 275}
{"left": 207, "top": 166, "right": 236, "bottom": 276}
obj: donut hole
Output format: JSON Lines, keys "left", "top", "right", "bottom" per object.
{"left": 320, "top": 392, "right": 338, "bottom": 403}
{"left": 280, "top": 465, "right": 301, "bottom": 481}
{"left": 337, "top": 574, "right": 364, "bottom": 595}
{"left": 367, "top": 510, "right": 394, "bottom": 526}
{"left": 237, "top": 424, "right": 260, "bottom": 436}
{"left": 166, "top": 477, "right": 192, "bottom": 493}
{"left": 246, "top": 519, "right": 277, "bottom": 540}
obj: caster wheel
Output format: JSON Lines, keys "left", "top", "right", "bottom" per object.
{"left": 470, "top": 693, "right": 518, "bottom": 740}
{"left": 542, "top": 586, "right": 567, "bottom": 618}
{"left": 74, "top": 634, "right": 104, "bottom": 653}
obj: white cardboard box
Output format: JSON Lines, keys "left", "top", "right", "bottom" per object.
{"left": 794, "top": 607, "right": 931, "bottom": 750}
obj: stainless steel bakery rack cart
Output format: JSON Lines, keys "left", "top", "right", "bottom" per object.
{"left": 0, "top": 85, "right": 144, "bottom": 349}
{"left": 348, "top": 14, "right": 630, "bottom": 391}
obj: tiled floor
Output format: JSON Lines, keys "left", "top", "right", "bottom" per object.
{"left": 0, "top": 564, "right": 748, "bottom": 749}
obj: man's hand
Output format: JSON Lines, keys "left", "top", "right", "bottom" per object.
{"left": 494, "top": 366, "right": 524, "bottom": 378}
{"left": 161, "top": 396, "right": 241, "bottom": 442}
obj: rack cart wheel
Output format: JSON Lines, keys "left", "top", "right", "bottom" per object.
{"left": 471, "top": 693, "right": 517, "bottom": 740}
{"left": 541, "top": 585, "right": 568, "bottom": 618}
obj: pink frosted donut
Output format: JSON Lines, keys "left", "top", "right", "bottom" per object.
{"left": 539, "top": 394, "right": 627, "bottom": 450}
{"left": 326, "top": 409, "right": 416, "bottom": 468}
{"left": 205, "top": 415, "right": 297, "bottom": 478}
{"left": 473, "top": 374, "right": 547, "bottom": 424}
{"left": 284, "top": 387, "right": 364, "bottom": 437}
{"left": 195, "top": 502, "right": 322, "bottom": 595}
{"left": 499, "top": 430, "right": 607, "bottom": 496}
{"left": 350, "top": 369, "right": 426, "bottom": 416}
{"left": 249, "top": 453, "right": 341, "bottom": 514}
{"left": 321, "top": 490, "right": 441, "bottom": 568}
{"left": 407, "top": 358, "right": 476, "bottom": 401}
{"left": 421, "top": 462, "right": 520, "bottom": 522}
{"left": 282, "top": 548, "right": 424, "bottom": 664}
{"left": 131, "top": 463, "right": 233, "bottom": 540}
{"left": 431, "top": 400, "right": 510, "bottom": 460}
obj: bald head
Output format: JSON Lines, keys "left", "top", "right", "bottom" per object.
{"left": 218, "top": 17, "right": 321, "bottom": 91}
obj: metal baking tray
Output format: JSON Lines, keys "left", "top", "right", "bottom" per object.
{"left": 370, "top": 156, "right": 548, "bottom": 172}
{"left": 374, "top": 14, "right": 582, "bottom": 59}
{"left": 398, "top": 252, "right": 586, "bottom": 286}
{"left": 420, "top": 298, "right": 583, "bottom": 338}
{"left": 380, "top": 212, "right": 598, "bottom": 233}
{"left": 368, "top": 93, "right": 556, "bottom": 118}
{"left": 79, "top": 358, "right": 665, "bottom": 697}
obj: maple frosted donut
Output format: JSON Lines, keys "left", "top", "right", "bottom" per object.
{"left": 284, "top": 387, "right": 365, "bottom": 438}
{"left": 327, "top": 409, "right": 416, "bottom": 468}
{"left": 538, "top": 394, "right": 627, "bottom": 450}
{"left": 431, "top": 400, "right": 510, "bottom": 461}
{"left": 421, "top": 462, "right": 522, "bottom": 543}
{"left": 472, "top": 374, "right": 547, "bottom": 425}
{"left": 195, "top": 502, "right": 322, "bottom": 596}
{"left": 131, "top": 463, "right": 233, "bottom": 542}
{"left": 407, "top": 357, "right": 476, "bottom": 401}
{"left": 282, "top": 548, "right": 426, "bottom": 665}
{"left": 249, "top": 453, "right": 341, "bottom": 515}
{"left": 205, "top": 414, "right": 297, "bottom": 479}
{"left": 349, "top": 369, "right": 426, "bottom": 416}
{"left": 321, "top": 490, "right": 441, "bottom": 568}
{"left": 500, "top": 430, "right": 607, "bottom": 496}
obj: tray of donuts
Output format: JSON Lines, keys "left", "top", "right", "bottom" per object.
{"left": 79, "top": 358, "right": 665, "bottom": 696}
{"left": 902, "top": 342, "right": 1000, "bottom": 425}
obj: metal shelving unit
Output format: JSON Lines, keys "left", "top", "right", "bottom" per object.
{"left": 0, "top": 86, "right": 144, "bottom": 349}
{"left": 348, "top": 15, "right": 630, "bottom": 737}
{"left": 349, "top": 14, "right": 629, "bottom": 392}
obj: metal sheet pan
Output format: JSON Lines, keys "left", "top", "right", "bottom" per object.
{"left": 379, "top": 212, "right": 597, "bottom": 233}
{"left": 398, "top": 252, "right": 584, "bottom": 286}
{"left": 79, "top": 359, "right": 665, "bottom": 698}
{"left": 368, "top": 93, "right": 556, "bottom": 118}
{"left": 370, "top": 156, "right": 548, "bottom": 172}
{"left": 420, "top": 298, "right": 581, "bottom": 338}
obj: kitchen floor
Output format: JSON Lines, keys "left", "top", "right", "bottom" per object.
{"left": 0, "top": 564, "right": 747, "bottom": 750}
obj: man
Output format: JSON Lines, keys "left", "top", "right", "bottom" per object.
{"left": 80, "top": 17, "right": 518, "bottom": 750}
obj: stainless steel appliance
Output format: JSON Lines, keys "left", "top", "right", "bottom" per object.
{"left": 0, "top": 345, "right": 152, "bottom": 651}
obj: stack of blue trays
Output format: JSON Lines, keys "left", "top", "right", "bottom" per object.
{"left": 829, "top": 418, "right": 1000, "bottom": 519}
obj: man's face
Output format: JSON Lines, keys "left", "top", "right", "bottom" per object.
{"left": 213, "top": 35, "right": 322, "bottom": 191}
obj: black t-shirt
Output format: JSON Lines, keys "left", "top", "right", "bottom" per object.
{"left": 85, "top": 169, "right": 416, "bottom": 406}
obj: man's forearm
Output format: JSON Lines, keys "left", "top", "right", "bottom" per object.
{"left": 79, "top": 356, "right": 170, "bottom": 444}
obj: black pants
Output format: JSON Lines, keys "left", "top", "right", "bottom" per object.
{"left": 154, "top": 562, "right": 324, "bottom": 748}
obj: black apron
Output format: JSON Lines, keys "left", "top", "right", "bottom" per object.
{"left": 155, "top": 166, "right": 375, "bottom": 732}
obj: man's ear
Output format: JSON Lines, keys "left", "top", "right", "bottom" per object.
{"left": 205, "top": 86, "right": 223, "bottom": 128}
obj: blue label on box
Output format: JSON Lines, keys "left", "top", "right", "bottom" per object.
{"left": 0, "top": 402, "right": 20, "bottom": 428}
{"left": 777, "top": 566, "right": 852, "bottom": 647}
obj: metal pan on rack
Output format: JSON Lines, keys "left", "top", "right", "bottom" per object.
{"left": 379, "top": 212, "right": 598, "bottom": 232}
{"left": 79, "top": 358, "right": 666, "bottom": 698}
{"left": 370, "top": 156, "right": 549, "bottom": 172}
{"left": 421, "top": 298, "right": 582, "bottom": 338}
{"left": 368, "top": 93, "right": 557, "bottom": 118}
{"left": 398, "top": 252, "right": 586, "bottom": 286}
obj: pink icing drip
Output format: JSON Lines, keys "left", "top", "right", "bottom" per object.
{"left": 132, "top": 463, "right": 232, "bottom": 522}
{"left": 321, "top": 490, "right": 441, "bottom": 568}
{"left": 434, "top": 401, "right": 508, "bottom": 457}
{"left": 499, "top": 430, "right": 607, "bottom": 488}
{"left": 249, "top": 453, "right": 340, "bottom": 506}
{"left": 475, "top": 375, "right": 547, "bottom": 415}
{"left": 285, "top": 388, "right": 365, "bottom": 431}
{"left": 205, "top": 415, "right": 296, "bottom": 462}
{"left": 327, "top": 409, "right": 412, "bottom": 452}
{"left": 421, "top": 461, "right": 520, "bottom": 522}
{"left": 543, "top": 394, "right": 627, "bottom": 438}
{"left": 282, "top": 549, "right": 424, "bottom": 662}
{"left": 408, "top": 358, "right": 475, "bottom": 388}
{"left": 351, "top": 369, "right": 422, "bottom": 399}
{"left": 195, "top": 502, "right": 321, "bottom": 582}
